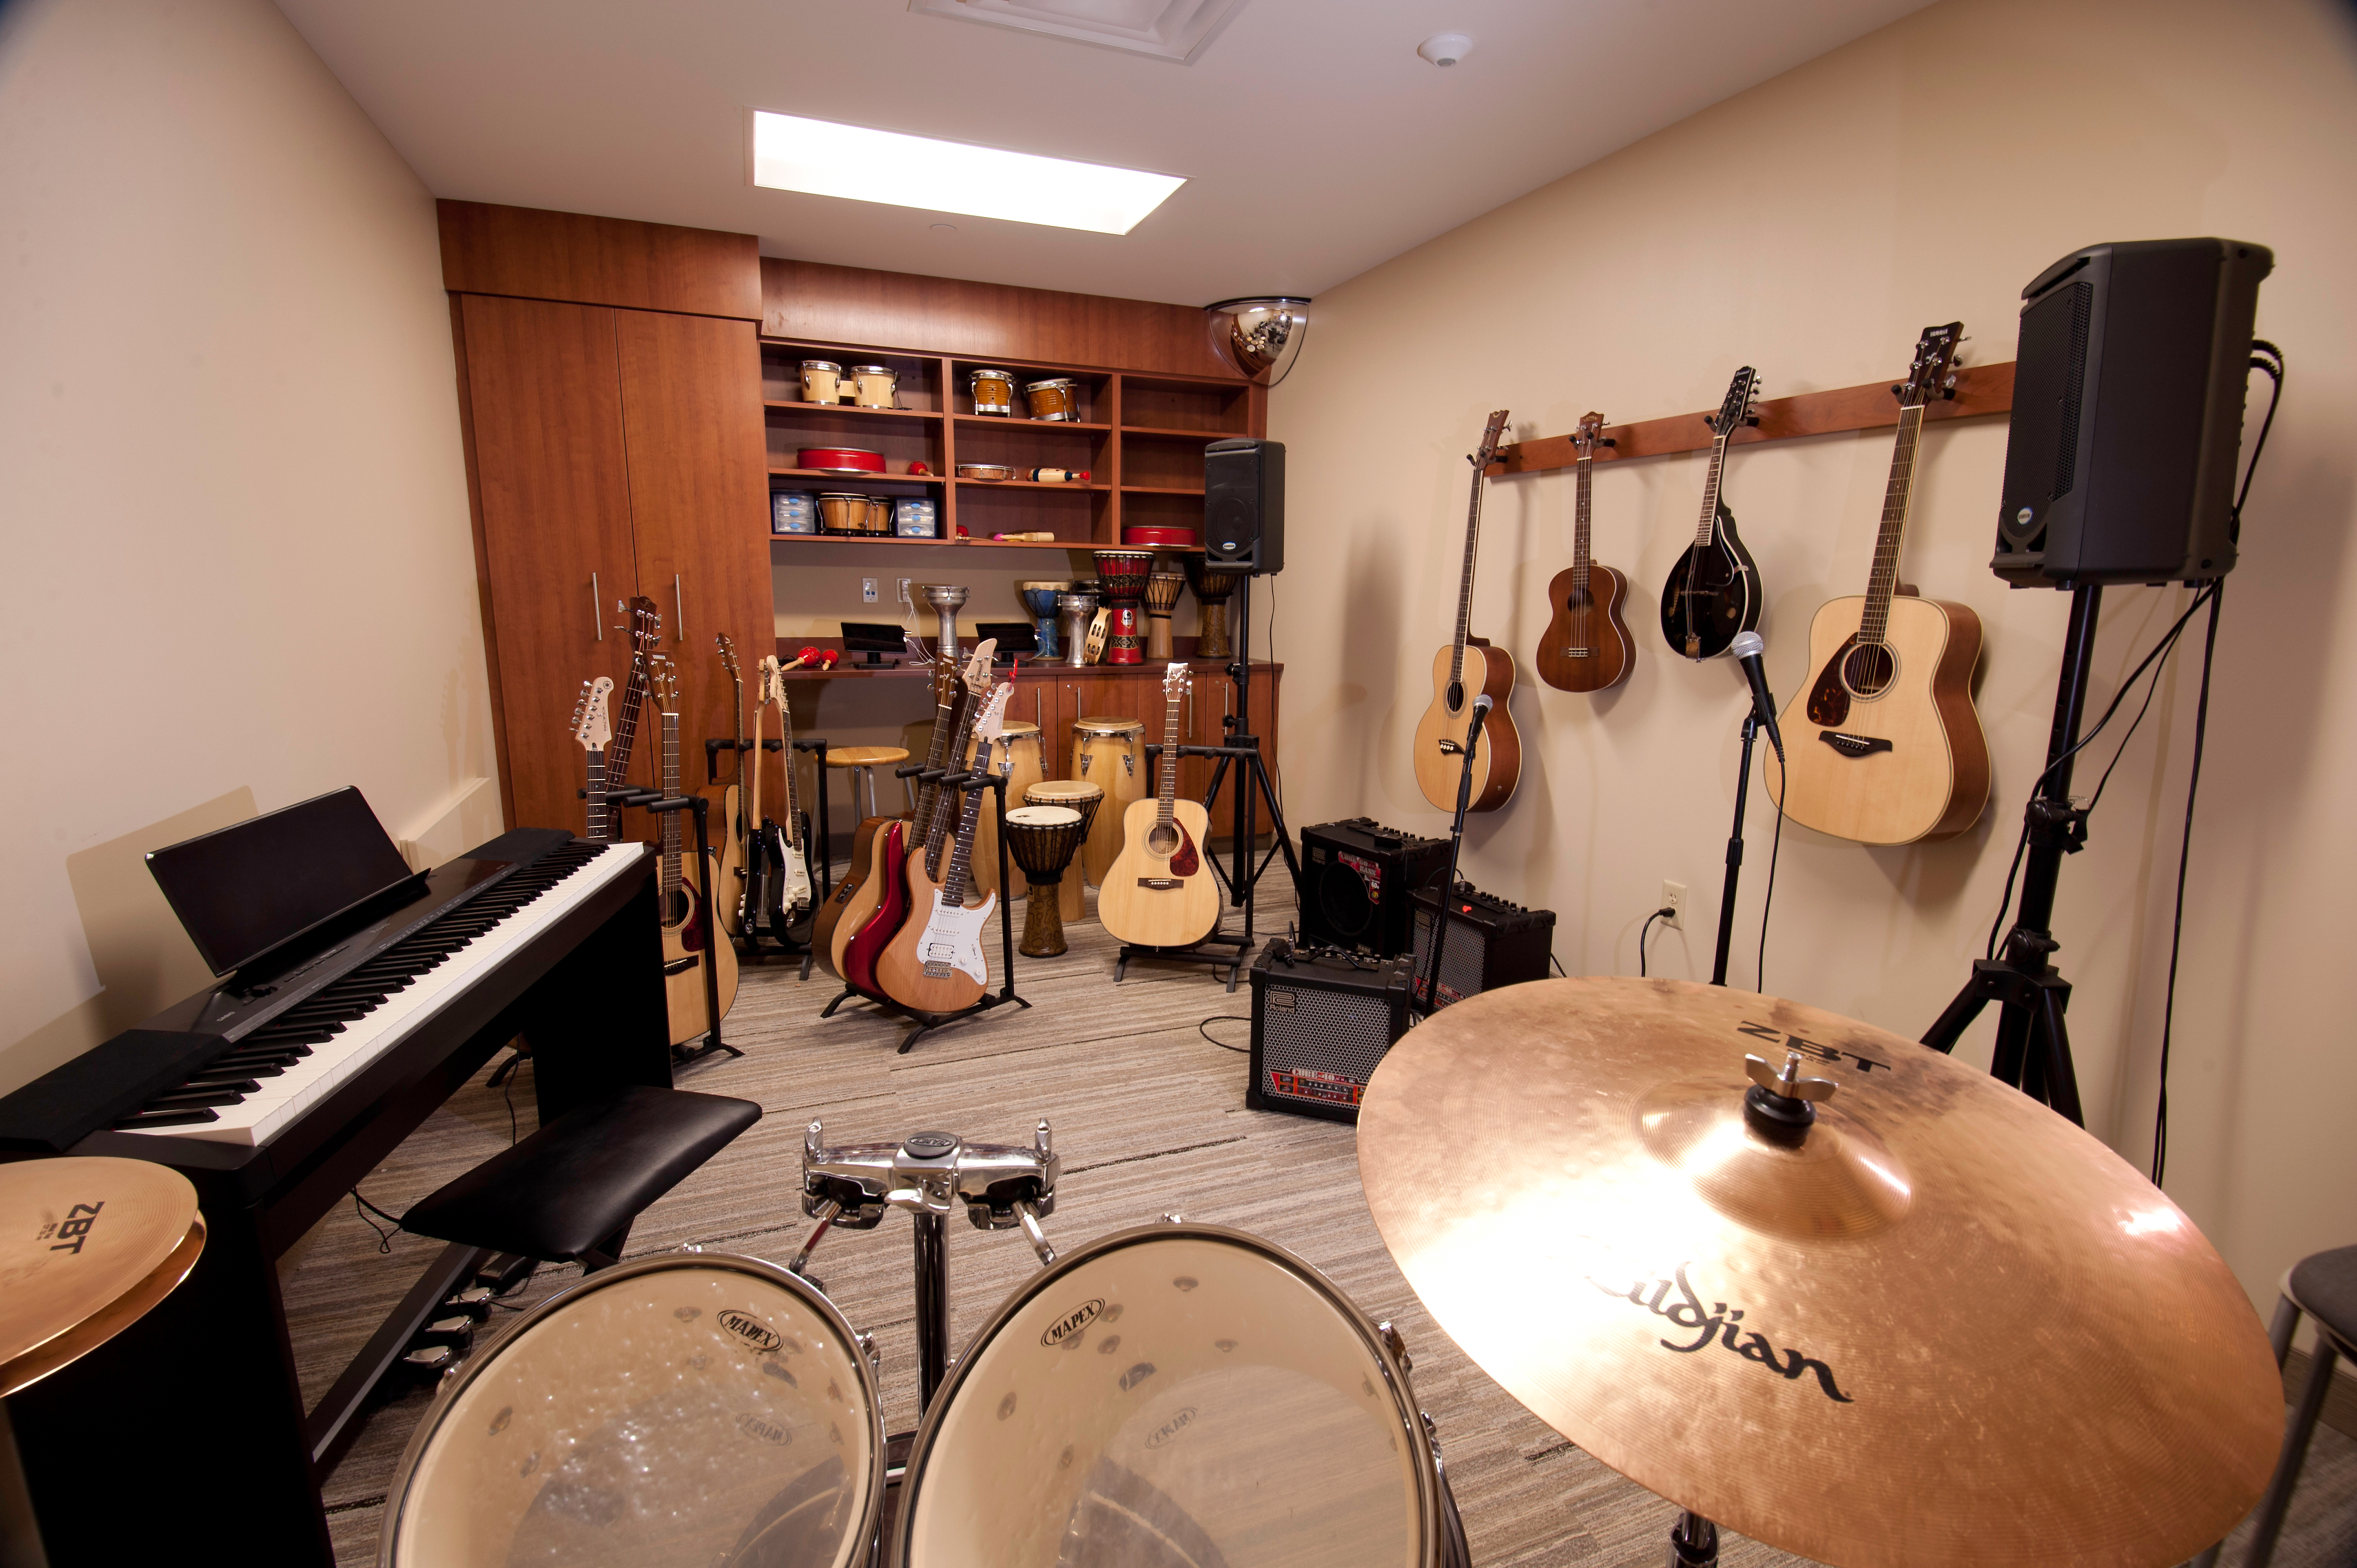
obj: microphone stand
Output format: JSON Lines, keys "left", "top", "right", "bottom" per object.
{"left": 1421, "top": 701, "right": 1489, "bottom": 1014}
{"left": 1710, "top": 714, "right": 1759, "bottom": 988}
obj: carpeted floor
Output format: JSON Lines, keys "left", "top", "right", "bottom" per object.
{"left": 284, "top": 873, "right": 2357, "bottom": 1567}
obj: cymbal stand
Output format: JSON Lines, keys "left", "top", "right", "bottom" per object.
{"left": 796, "top": 1120, "right": 1060, "bottom": 1412}
{"left": 1670, "top": 1511, "right": 1718, "bottom": 1566}
{"left": 1416, "top": 696, "right": 1492, "bottom": 1014}
{"left": 1918, "top": 584, "right": 2098, "bottom": 1123}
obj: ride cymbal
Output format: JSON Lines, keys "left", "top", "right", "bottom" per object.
{"left": 1, "top": 1156, "right": 203, "bottom": 1396}
{"left": 1357, "top": 977, "right": 2279, "bottom": 1568}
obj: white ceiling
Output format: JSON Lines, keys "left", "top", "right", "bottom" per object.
{"left": 276, "top": 0, "right": 1933, "bottom": 307}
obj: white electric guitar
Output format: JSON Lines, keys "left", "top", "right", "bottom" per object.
{"left": 875, "top": 679, "right": 1013, "bottom": 1013}
{"left": 570, "top": 676, "right": 615, "bottom": 842}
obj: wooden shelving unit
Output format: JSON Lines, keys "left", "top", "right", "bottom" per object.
{"left": 760, "top": 337, "right": 1259, "bottom": 550}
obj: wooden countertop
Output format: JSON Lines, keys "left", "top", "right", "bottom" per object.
{"left": 776, "top": 649, "right": 1280, "bottom": 680}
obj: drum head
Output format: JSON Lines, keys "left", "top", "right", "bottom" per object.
{"left": 383, "top": 1253, "right": 884, "bottom": 1568}
{"left": 1004, "top": 806, "right": 1082, "bottom": 828}
{"left": 1026, "top": 781, "right": 1102, "bottom": 803}
{"left": 894, "top": 1224, "right": 1437, "bottom": 1568}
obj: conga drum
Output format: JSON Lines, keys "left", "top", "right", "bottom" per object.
{"left": 1092, "top": 549, "right": 1154, "bottom": 666}
{"left": 1002, "top": 805, "right": 1087, "bottom": 957}
{"left": 1144, "top": 570, "right": 1187, "bottom": 661}
{"left": 1024, "top": 778, "right": 1103, "bottom": 923}
{"left": 1186, "top": 557, "right": 1238, "bottom": 659}
{"left": 380, "top": 1251, "right": 887, "bottom": 1568}
{"left": 965, "top": 719, "right": 1044, "bottom": 900}
{"left": 1071, "top": 715, "right": 1146, "bottom": 886}
{"left": 890, "top": 1221, "right": 1470, "bottom": 1568}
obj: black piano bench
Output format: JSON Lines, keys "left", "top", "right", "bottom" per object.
{"left": 402, "top": 1085, "right": 761, "bottom": 1272}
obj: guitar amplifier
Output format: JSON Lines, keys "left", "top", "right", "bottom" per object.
{"left": 1246, "top": 940, "right": 1413, "bottom": 1125}
{"left": 1298, "top": 818, "right": 1449, "bottom": 957}
{"left": 1409, "top": 886, "right": 1555, "bottom": 1012}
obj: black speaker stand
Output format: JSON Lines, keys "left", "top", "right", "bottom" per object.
{"left": 1919, "top": 584, "right": 2099, "bottom": 1123}
{"left": 1113, "top": 571, "right": 1302, "bottom": 994}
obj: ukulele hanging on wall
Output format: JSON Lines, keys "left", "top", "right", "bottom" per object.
{"left": 1536, "top": 411, "right": 1636, "bottom": 692}
{"left": 1412, "top": 409, "right": 1524, "bottom": 812}
{"left": 1658, "top": 368, "right": 1764, "bottom": 661}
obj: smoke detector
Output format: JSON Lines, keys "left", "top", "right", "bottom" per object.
{"left": 1418, "top": 32, "right": 1473, "bottom": 66}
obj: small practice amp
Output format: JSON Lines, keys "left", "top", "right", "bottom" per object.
{"left": 1409, "top": 886, "right": 1554, "bottom": 1012}
{"left": 1298, "top": 818, "right": 1449, "bottom": 957}
{"left": 1246, "top": 940, "right": 1413, "bottom": 1125}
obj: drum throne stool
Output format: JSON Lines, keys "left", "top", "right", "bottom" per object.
{"left": 824, "top": 745, "right": 914, "bottom": 823}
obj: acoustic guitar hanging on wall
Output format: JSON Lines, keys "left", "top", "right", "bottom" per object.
{"left": 1412, "top": 409, "right": 1523, "bottom": 813}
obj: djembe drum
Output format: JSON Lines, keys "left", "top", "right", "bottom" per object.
{"left": 1092, "top": 549, "right": 1155, "bottom": 666}
{"left": 1186, "top": 557, "right": 1238, "bottom": 659}
{"left": 1017, "top": 580, "right": 1073, "bottom": 660}
{"left": 1071, "top": 715, "right": 1147, "bottom": 885}
{"left": 1024, "top": 778, "right": 1103, "bottom": 922}
{"left": 1144, "top": 570, "right": 1187, "bottom": 661}
{"left": 1002, "top": 805, "right": 1087, "bottom": 957}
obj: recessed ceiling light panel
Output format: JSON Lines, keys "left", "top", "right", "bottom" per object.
{"left": 907, "top": 0, "right": 1252, "bottom": 64}
{"left": 750, "top": 111, "right": 1185, "bottom": 235}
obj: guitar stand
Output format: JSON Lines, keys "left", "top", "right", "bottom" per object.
{"left": 1919, "top": 585, "right": 2098, "bottom": 1123}
{"left": 708, "top": 735, "right": 823, "bottom": 975}
{"left": 1417, "top": 699, "right": 1492, "bottom": 1014}
{"left": 604, "top": 785, "right": 742, "bottom": 1068}
{"left": 816, "top": 769, "right": 1028, "bottom": 1054}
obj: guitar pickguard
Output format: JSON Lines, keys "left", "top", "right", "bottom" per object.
{"left": 1807, "top": 636, "right": 1857, "bottom": 726}
{"left": 1170, "top": 822, "right": 1200, "bottom": 877}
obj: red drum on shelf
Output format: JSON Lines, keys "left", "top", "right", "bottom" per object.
{"left": 1122, "top": 525, "right": 1200, "bottom": 548}
{"left": 798, "top": 445, "right": 884, "bottom": 473}
{"left": 1092, "top": 550, "right": 1155, "bottom": 666}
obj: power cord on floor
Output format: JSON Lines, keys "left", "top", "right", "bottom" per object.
{"left": 1638, "top": 906, "right": 1676, "bottom": 977}
{"left": 1199, "top": 1016, "right": 1252, "bottom": 1054}
{"left": 352, "top": 1189, "right": 402, "bottom": 1254}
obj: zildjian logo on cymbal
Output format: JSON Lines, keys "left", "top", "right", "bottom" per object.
{"left": 1591, "top": 1263, "right": 1853, "bottom": 1404}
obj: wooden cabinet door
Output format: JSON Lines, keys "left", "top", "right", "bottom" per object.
{"left": 457, "top": 294, "right": 640, "bottom": 837}
{"left": 615, "top": 311, "right": 773, "bottom": 815}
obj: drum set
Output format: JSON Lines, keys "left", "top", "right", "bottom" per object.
{"left": 377, "top": 978, "right": 2289, "bottom": 1568}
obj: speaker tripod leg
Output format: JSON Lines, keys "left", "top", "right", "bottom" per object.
{"left": 1668, "top": 1511, "right": 1717, "bottom": 1567}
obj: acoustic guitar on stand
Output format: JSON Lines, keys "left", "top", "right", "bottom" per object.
{"left": 1412, "top": 409, "right": 1523, "bottom": 812}
{"left": 1535, "top": 411, "right": 1635, "bottom": 692}
{"left": 1764, "top": 323, "right": 1991, "bottom": 844}
{"left": 874, "top": 670, "right": 1013, "bottom": 1014}
{"left": 1658, "top": 368, "right": 1764, "bottom": 661}
{"left": 650, "top": 655, "right": 740, "bottom": 1045}
{"left": 1098, "top": 661, "right": 1221, "bottom": 949}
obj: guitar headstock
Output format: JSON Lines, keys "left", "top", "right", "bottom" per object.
{"left": 756, "top": 653, "right": 783, "bottom": 708}
{"left": 961, "top": 639, "right": 998, "bottom": 700}
{"left": 1894, "top": 322, "right": 1965, "bottom": 408}
{"left": 650, "top": 654, "right": 680, "bottom": 715}
{"left": 1572, "top": 410, "right": 1610, "bottom": 458}
{"left": 1162, "top": 659, "right": 1192, "bottom": 700}
{"left": 572, "top": 677, "right": 614, "bottom": 750}
{"left": 973, "top": 680, "right": 1014, "bottom": 747}
{"left": 715, "top": 632, "right": 740, "bottom": 688}
{"left": 625, "top": 595, "right": 662, "bottom": 656}
{"left": 1471, "top": 409, "right": 1511, "bottom": 471}
{"left": 1704, "top": 369, "right": 1761, "bottom": 438}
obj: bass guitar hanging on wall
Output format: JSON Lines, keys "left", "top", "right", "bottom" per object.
{"left": 1659, "top": 367, "right": 1764, "bottom": 661}
{"left": 1412, "top": 409, "right": 1523, "bottom": 813}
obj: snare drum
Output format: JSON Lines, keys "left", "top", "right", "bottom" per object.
{"left": 964, "top": 720, "right": 1044, "bottom": 901}
{"left": 380, "top": 1251, "right": 886, "bottom": 1568}
{"left": 1023, "top": 779, "right": 1103, "bottom": 923}
{"left": 1071, "top": 716, "right": 1146, "bottom": 886}
{"left": 891, "top": 1221, "right": 1468, "bottom": 1568}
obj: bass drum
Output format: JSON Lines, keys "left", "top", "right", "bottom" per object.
{"left": 891, "top": 1221, "right": 1470, "bottom": 1568}
{"left": 379, "top": 1252, "right": 886, "bottom": 1568}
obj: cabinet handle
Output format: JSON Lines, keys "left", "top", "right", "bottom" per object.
{"left": 674, "top": 574, "right": 686, "bottom": 642}
{"left": 592, "top": 572, "right": 602, "bottom": 641}
{"left": 1036, "top": 689, "right": 1043, "bottom": 732}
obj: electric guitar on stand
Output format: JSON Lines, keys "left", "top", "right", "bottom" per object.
{"left": 1766, "top": 324, "right": 1991, "bottom": 844}
{"left": 1536, "top": 411, "right": 1636, "bottom": 692}
{"left": 874, "top": 672, "right": 1013, "bottom": 1014}
{"left": 713, "top": 634, "right": 750, "bottom": 936}
{"left": 755, "top": 653, "right": 812, "bottom": 933}
{"left": 570, "top": 677, "right": 615, "bottom": 842}
{"left": 589, "top": 596, "right": 662, "bottom": 840}
{"left": 1098, "top": 662, "right": 1220, "bottom": 949}
{"left": 1659, "top": 368, "right": 1765, "bottom": 661}
{"left": 650, "top": 655, "right": 740, "bottom": 1045}
{"left": 1412, "top": 409, "right": 1523, "bottom": 812}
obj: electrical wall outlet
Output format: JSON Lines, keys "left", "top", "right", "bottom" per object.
{"left": 1661, "top": 881, "right": 1686, "bottom": 930}
{"left": 898, "top": 578, "right": 913, "bottom": 612}
{"left": 861, "top": 578, "right": 878, "bottom": 603}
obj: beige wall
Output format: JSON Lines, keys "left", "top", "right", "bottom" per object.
{"left": 1269, "top": 0, "right": 2357, "bottom": 1308}
{"left": 0, "top": 0, "right": 494, "bottom": 1092}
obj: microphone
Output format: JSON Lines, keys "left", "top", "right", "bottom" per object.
{"left": 1727, "top": 631, "right": 1782, "bottom": 754}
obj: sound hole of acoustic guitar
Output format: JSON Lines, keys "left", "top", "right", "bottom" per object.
{"left": 1146, "top": 823, "right": 1181, "bottom": 858}
{"left": 1840, "top": 643, "right": 1897, "bottom": 700}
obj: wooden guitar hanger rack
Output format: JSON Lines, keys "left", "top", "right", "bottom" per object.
{"left": 1486, "top": 361, "right": 2015, "bottom": 477}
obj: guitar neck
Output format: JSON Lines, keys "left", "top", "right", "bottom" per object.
{"left": 659, "top": 713, "right": 682, "bottom": 896}
{"left": 585, "top": 746, "right": 609, "bottom": 842}
{"left": 1157, "top": 687, "right": 1182, "bottom": 828}
{"left": 1692, "top": 435, "right": 1733, "bottom": 549}
{"left": 1572, "top": 451, "right": 1594, "bottom": 595}
{"left": 925, "top": 700, "right": 982, "bottom": 876}
{"left": 911, "top": 680, "right": 963, "bottom": 841}
{"left": 940, "top": 739, "right": 994, "bottom": 906}
{"left": 774, "top": 689, "right": 801, "bottom": 849}
{"left": 1449, "top": 465, "right": 1487, "bottom": 685}
{"left": 742, "top": 680, "right": 761, "bottom": 828}
{"left": 1859, "top": 403, "right": 1928, "bottom": 646}
{"left": 609, "top": 664, "right": 649, "bottom": 782}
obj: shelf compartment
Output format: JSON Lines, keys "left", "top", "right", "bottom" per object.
{"left": 765, "top": 412, "right": 941, "bottom": 476}
{"left": 1120, "top": 375, "right": 1250, "bottom": 435}
{"left": 954, "top": 478, "right": 1109, "bottom": 491}
{"left": 951, "top": 418, "right": 1108, "bottom": 478}
{"left": 760, "top": 343, "right": 943, "bottom": 412}
{"left": 1120, "top": 489, "right": 1205, "bottom": 540}
{"left": 950, "top": 359, "right": 1111, "bottom": 422}
{"left": 1119, "top": 483, "right": 1204, "bottom": 496}
{"left": 954, "top": 483, "right": 1109, "bottom": 550}
{"left": 768, "top": 466, "right": 944, "bottom": 485}
{"left": 953, "top": 414, "right": 1113, "bottom": 432}
{"left": 1117, "top": 429, "right": 1222, "bottom": 491}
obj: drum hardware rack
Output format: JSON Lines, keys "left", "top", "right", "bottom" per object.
{"left": 580, "top": 783, "right": 743, "bottom": 1067}
{"left": 816, "top": 764, "right": 1030, "bottom": 1053}
{"left": 704, "top": 732, "right": 832, "bottom": 979}
{"left": 795, "top": 1120, "right": 1061, "bottom": 1412}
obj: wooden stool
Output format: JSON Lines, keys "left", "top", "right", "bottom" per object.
{"left": 824, "top": 745, "right": 913, "bottom": 823}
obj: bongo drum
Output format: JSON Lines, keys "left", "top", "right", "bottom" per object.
{"left": 380, "top": 1251, "right": 886, "bottom": 1568}
{"left": 1023, "top": 778, "right": 1102, "bottom": 924}
{"left": 1144, "top": 570, "right": 1187, "bottom": 661}
{"left": 1002, "top": 805, "right": 1086, "bottom": 957}
{"left": 1071, "top": 716, "right": 1146, "bottom": 886}
{"left": 890, "top": 1221, "right": 1469, "bottom": 1568}
{"left": 964, "top": 719, "right": 1044, "bottom": 900}
{"left": 1091, "top": 550, "right": 1154, "bottom": 666}
{"left": 1186, "top": 558, "right": 1238, "bottom": 659}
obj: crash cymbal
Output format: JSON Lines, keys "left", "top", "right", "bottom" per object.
{"left": 0, "top": 1157, "right": 204, "bottom": 1397}
{"left": 1357, "top": 977, "right": 2279, "bottom": 1568}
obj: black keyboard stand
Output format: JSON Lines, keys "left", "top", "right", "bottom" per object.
{"left": 817, "top": 767, "right": 1028, "bottom": 1054}
{"left": 605, "top": 786, "right": 740, "bottom": 1067}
